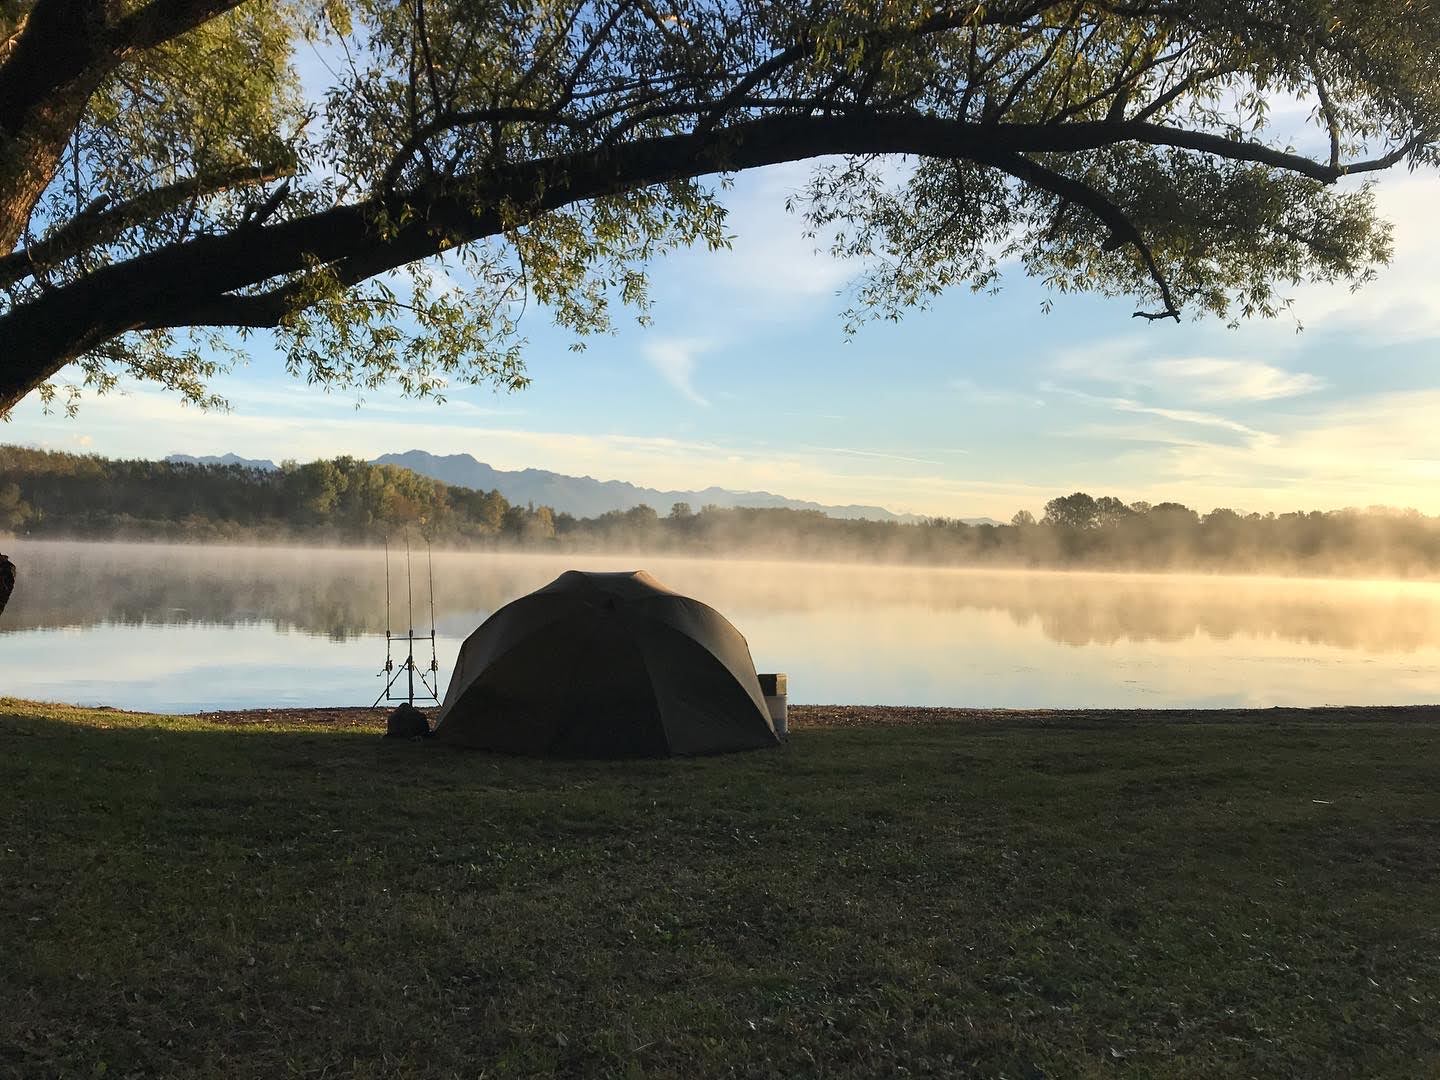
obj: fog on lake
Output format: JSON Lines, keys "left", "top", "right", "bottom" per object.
{"left": 3, "top": 539, "right": 1440, "bottom": 712}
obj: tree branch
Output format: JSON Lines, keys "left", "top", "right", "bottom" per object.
{"left": 0, "top": 161, "right": 289, "bottom": 287}
{"left": 556, "top": 1, "right": 639, "bottom": 108}
{"left": 984, "top": 150, "right": 1180, "bottom": 320}
{"left": 692, "top": 41, "right": 810, "bottom": 136}
{"left": 1, "top": 107, "right": 1423, "bottom": 408}
{"left": 0, "top": 0, "right": 107, "bottom": 137}
{"left": 0, "top": 10, "right": 29, "bottom": 62}
{"left": 412, "top": 0, "right": 446, "bottom": 115}
{"left": 383, "top": 107, "right": 591, "bottom": 193}
{"left": 1131, "top": 62, "right": 1239, "bottom": 123}
{"left": 1308, "top": 52, "right": 1343, "bottom": 171}
{"left": 108, "top": 0, "right": 250, "bottom": 53}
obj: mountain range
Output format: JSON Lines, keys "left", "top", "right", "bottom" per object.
{"left": 166, "top": 449, "right": 1000, "bottom": 524}
{"left": 372, "top": 450, "right": 930, "bottom": 522}
{"left": 166, "top": 452, "right": 278, "bottom": 470}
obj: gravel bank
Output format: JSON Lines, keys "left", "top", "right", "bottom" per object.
{"left": 185, "top": 702, "right": 1440, "bottom": 730}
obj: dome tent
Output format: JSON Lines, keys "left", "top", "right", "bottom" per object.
{"left": 433, "top": 570, "right": 780, "bottom": 757}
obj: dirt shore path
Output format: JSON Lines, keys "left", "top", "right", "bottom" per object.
{"left": 186, "top": 702, "right": 1440, "bottom": 730}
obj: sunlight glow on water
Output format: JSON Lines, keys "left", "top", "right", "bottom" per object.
{"left": 4, "top": 540, "right": 1440, "bottom": 711}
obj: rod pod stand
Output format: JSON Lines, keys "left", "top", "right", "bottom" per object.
{"left": 373, "top": 529, "right": 440, "bottom": 708}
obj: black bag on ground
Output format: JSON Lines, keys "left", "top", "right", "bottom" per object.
{"left": 384, "top": 703, "right": 432, "bottom": 739}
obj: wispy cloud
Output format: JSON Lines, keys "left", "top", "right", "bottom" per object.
{"left": 1056, "top": 387, "right": 1440, "bottom": 514}
{"left": 1053, "top": 343, "right": 1324, "bottom": 404}
{"left": 803, "top": 445, "right": 944, "bottom": 466}
{"left": 1144, "top": 357, "right": 1324, "bottom": 403}
{"left": 643, "top": 338, "right": 711, "bottom": 407}
{"left": 1043, "top": 383, "right": 1268, "bottom": 440}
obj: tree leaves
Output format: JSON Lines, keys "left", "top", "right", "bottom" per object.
{"left": 2, "top": 0, "right": 1438, "bottom": 412}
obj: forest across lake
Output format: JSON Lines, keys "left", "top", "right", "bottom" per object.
{"left": 4, "top": 540, "right": 1440, "bottom": 713}
{"left": 8, "top": 445, "right": 1440, "bottom": 577}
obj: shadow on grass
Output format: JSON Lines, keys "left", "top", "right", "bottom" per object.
{"left": 2, "top": 708, "right": 1439, "bottom": 1078}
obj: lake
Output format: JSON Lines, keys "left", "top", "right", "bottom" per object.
{"left": 3, "top": 539, "right": 1440, "bottom": 712}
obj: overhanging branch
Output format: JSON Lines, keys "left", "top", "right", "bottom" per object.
{"left": 0, "top": 162, "right": 289, "bottom": 288}
{"left": 109, "top": 0, "right": 250, "bottom": 53}
{"left": 984, "top": 150, "right": 1181, "bottom": 321}
{"left": 1, "top": 107, "right": 1425, "bottom": 402}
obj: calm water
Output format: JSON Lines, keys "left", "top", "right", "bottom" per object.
{"left": 3, "top": 539, "right": 1440, "bottom": 712}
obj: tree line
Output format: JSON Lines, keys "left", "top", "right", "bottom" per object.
{"left": 6, "top": 446, "right": 1440, "bottom": 577}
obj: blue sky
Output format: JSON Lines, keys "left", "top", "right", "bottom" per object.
{"left": 7, "top": 158, "right": 1440, "bottom": 520}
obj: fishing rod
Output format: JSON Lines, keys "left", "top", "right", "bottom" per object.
{"left": 380, "top": 534, "right": 393, "bottom": 685}
{"left": 426, "top": 534, "right": 439, "bottom": 688}
{"left": 373, "top": 526, "right": 441, "bottom": 708}
{"left": 406, "top": 530, "right": 415, "bottom": 704}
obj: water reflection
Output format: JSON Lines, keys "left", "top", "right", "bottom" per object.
{"left": 3, "top": 540, "right": 1440, "bottom": 710}
{"left": 6, "top": 540, "right": 1440, "bottom": 653}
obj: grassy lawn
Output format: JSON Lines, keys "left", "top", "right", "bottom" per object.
{"left": 2, "top": 699, "right": 1438, "bottom": 1078}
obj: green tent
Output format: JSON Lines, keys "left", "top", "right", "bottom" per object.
{"left": 433, "top": 570, "right": 779, "bottom": 757}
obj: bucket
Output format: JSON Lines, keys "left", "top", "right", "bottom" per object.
{"left": 758, "top": 673, "right": 788, "bottom": 737}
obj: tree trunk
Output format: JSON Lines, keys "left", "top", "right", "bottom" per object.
{"left": 0, "top": 93, "right": 98, "bottom": 255}
{"left": 0, "top": 0, "right": 113, "bottom": 252}
{"left": 0, "top": 552, "right": 14, "bottom": 617}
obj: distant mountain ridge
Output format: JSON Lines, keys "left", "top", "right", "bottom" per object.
{"left": 166, "top": 452, "right": 277, "bottom": 471}
{"left": 374, "top": 450, "right": 958, "bottom": 523}
{"left": 163, "top": 448, "right": 1002, "bottom": 524}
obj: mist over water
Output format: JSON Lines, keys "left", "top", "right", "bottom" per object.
{"left": 4, "top": 539, "right": 1440, "bottom": 711}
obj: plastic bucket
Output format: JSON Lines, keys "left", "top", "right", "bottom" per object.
{"left": 758, "top": 672, "right": 788, "bottom": 737}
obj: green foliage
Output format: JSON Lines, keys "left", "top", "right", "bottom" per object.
{"left": 4, "top": 0, "right": 1440, "bottom": 409}
{"left": 1043, "top": 491, "right": 1101, "bottom": 529}
{"left": 0, "top": 444, "right": 526, "bottom": 541}
{"left": 276, "top": 262, "right": 532, "bottom": 402}
{"left": 501, "top": 501, "right": 556, "bottom": 541}
{"left": 0, "top": 480, "right": 27, "bottom": 530}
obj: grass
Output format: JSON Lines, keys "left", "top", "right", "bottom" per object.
{"left": 2, "top": 699, "right": 1439, "bottom": 1078}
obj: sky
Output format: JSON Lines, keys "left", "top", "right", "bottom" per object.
{"left": 7, "top": 148, "right": 1440, "bottom": 520}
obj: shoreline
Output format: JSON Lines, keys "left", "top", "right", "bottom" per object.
{"left": 20, "top": 700, "right": 1440, "bottom": 730}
